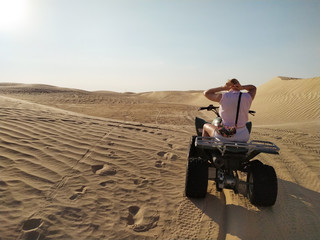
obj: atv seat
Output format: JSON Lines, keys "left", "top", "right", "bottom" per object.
{"left": 195, "top": 117, "right": 253, "bottom": 137}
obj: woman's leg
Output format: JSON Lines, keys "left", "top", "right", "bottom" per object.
{"left": 202, "top": 123, "right": 217, "bottom": 137}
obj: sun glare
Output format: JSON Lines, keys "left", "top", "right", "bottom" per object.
{"left": 0, "top": 0, "right": 29, "bottom": 32}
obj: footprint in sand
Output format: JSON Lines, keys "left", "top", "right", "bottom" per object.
{"left": 99, "top": 180, "right": 115, "bottom": 187}
{"left": 133, "top": 177, "right": 149, "bottom": 187}
{"left": 155, "top": 160, "right": 166, "bottom": 168}
{"left": 157, "top": 151, "right": 179, "bottom": 161}
{"left": 21, "top": 218, "right": 42, "bottom": 240}
{"left": 157, "top": 151, "right": 167, "bottom": 157}
{"left": 69, "top": 185, "right": 87, "bottom": 200}
{"left": 60, "top": 207, "right": 86, "bottom": 222}
{"left": 126, "top": 206, "right": 159, "bottom": 232}
{"left": 165, "top": 152, "right": 179, "bottom": 160}
{"left": 162, "top": 138, "right": 173, "bottom": 149}
{"left": 91, "top": 164, "right": 103, "bottom": 173}
{"left": 22, "top": 218, "right": 42, "bottom": 231}
{"left": 91, "top": 164, "right": 117, "bottom": 176}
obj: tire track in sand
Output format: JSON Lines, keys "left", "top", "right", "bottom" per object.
{"left": 169, "top": 183, "right": 225, "bottom": 240}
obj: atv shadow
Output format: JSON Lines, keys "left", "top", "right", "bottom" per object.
{"left": 188, "top": 187, "right": 226, "bottom": 240}
{"left": 189, "top": 179, "right": 320, "bottom": 240}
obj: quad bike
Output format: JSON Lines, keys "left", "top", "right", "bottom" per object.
{"left": 185, "top": 105, "right": 280, "bottom": 206}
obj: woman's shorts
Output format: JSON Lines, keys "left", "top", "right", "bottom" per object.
{"left": 214, "top": 126, "right": 250, "bottom": 142}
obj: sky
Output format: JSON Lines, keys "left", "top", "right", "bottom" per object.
{"left": 0, "top": 0, "right": 319, "bottom": 92}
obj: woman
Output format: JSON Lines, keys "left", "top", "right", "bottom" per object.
{"left": 202, "top": 79, "right": 256, "bottom": 142}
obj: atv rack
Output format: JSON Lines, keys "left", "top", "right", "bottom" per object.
{"left": 195, "top": 137, "right": 280, "bottom": 156}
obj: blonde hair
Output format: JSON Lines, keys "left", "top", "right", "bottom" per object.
{"left": 227, "top": 78, "right": 240, "bottom": 85}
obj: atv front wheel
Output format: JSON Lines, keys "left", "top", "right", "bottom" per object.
{"left": 247, "top": 162, "right": 277, "bottom": 206}
{"left": 185, "top": 157, "right": 208, "bottom": 198}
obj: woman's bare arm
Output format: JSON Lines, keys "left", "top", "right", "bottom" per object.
{"left": 203, "top": 86, "right": 228, "bottom": 102}
{"left": 241, "top": 85, "right": 257, "bottom": 100}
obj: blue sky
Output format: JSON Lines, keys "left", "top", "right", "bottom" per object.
{"left": 0, "top": 0, "right": 319, "bottom": 92}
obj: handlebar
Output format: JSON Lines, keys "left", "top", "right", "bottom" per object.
{"left": 249, "top": 110, "right": 256, "bottom": 115}
{"left": 198, "top": 105, "right": 256, "bottom": 116}
{"left": 198, "top": 105, "right": 218, "bottom": 111}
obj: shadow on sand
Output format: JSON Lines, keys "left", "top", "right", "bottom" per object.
{"left": 190, "top": 179, "right": 320, "bottom": 240}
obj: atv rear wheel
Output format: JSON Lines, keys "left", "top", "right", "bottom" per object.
{"left": 247, "top": 162, "right": 277, "bottom": 206}
{"left": 185, "top": 157, "right": 208, "bottom": 198}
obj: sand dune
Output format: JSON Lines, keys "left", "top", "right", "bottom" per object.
{"left": 0, "top": 77, "right": 319, "bottom": 239}
{"left": 252, "top": 76, "right": 320, "bottom": 125}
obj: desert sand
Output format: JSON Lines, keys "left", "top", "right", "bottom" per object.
{"left": 0, "top": 76, "right": 319, "bottom": 240}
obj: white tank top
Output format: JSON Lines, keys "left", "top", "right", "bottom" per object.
{"left": 219, "top": 91, "right": 252, "bottom": 128}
